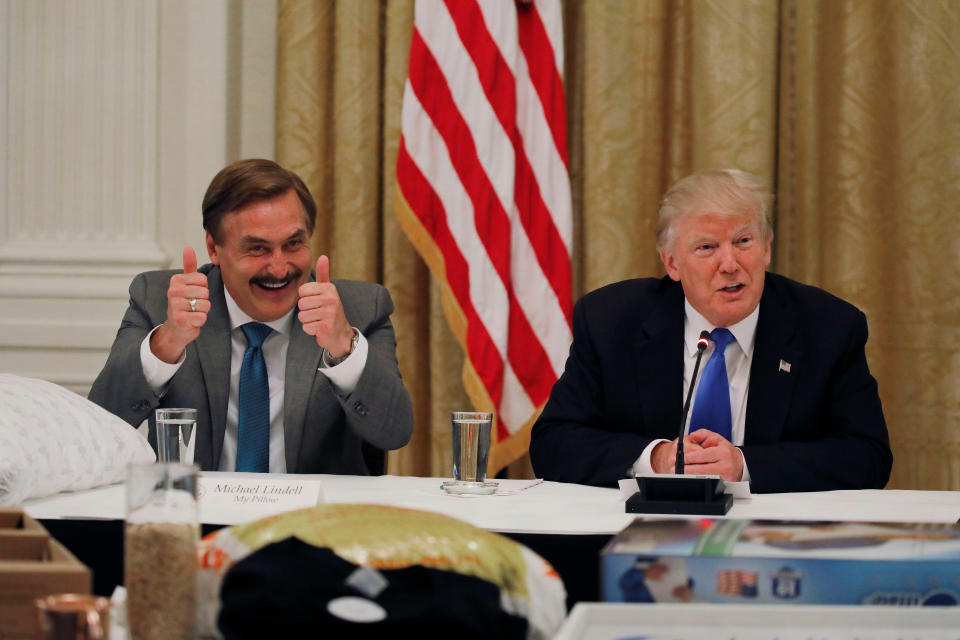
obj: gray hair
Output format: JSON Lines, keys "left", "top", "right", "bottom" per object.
{"left": 655, "top": 169, "right": 774, "bottom": 251}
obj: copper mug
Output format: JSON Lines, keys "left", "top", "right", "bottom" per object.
{"left": 35, "top": 594, "right": 110, "bottom": 640}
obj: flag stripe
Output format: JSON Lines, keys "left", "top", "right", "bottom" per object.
{"left": 401, "top": 75, "right": 509, "bottom": 359}
{"left": 443, "top": 0, "right": 516, "bottom": 135}
{"left": 517, "top": 3, "right": 568, "bottom": 167}
{"left": 398, "top": 0, "right": 573, "bottom": 471}
{"left": 501, "top": 362, "right": 536, "bottom": 438}
{"left": 410, "top": 20, "right": 561, "bottom": 398}
{"left": 532, "top": 0, "right": 564, "bottom": 79}
{"left": 444, "top": 0, "right": 573, "bottom": 351}
{"left": 513, "top": 135, "right": 573, "bottom": 330}
{"left": 396, "top": 140, "right": 504, "bottom": 404}
{"left": 408, "top": 28, "right": 513, "bottom": 299}
{"left": 401, "top": 75, "right": 554, "bottom": 415}
{"left": 514, "top": 45, "right": 573, "bottom": 254}
{"left": 415, "top": 3, "right": 515, "bottom": 235}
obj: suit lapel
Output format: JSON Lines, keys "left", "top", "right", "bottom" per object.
{"left": 283, "top": 316, "right": 325, "bottom": 473}
{"left": 745, "top": 275, "right": 802, "bottom": 444}
{"left": 194, "top": 267, "right": 232, "bottom": 469}
{"left": 631, "top": 280, "right": 685, "bottom": 437}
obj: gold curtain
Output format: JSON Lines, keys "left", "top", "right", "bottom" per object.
{"left": 277, "top": 0, "right": 960, "bottom": 489}
{"left": 277, "top": 0, "right": 469, "bottom": 478}
{"left": 776, "top": 0, "right": 960, "bottom": 490}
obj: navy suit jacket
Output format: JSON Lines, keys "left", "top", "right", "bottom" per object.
{"left": 530, "top": 273, "right": 892, "bottom": 492}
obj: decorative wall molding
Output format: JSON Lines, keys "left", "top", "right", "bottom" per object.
{"left": 1, "top": 0, "right": 165, "bottom": 272}
{"left": 0, "top": 0, "right": 277, "bottom": 395}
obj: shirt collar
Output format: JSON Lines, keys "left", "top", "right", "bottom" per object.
{"left": 222, "top": 285, "right": 294, "bottom": 337}
{"left": 683, "top": 299, "right": 760, "bottom": 359}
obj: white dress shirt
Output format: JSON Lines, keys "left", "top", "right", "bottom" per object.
{"left": 139, "top": 287, "right": 368, "bottom": 472}
{"left": 632, "top": 300, "right": 760, "bottom": 481}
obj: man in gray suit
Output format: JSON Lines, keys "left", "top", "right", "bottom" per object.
{"left": 90, "top": 159, "right": 413, "bottom": 474}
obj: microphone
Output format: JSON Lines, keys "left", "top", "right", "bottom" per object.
{"left": 624, "top": 327, "right": 732, "bottom": 515}
{"left": 675, "top": 330, "right": 711, "bottom": 474}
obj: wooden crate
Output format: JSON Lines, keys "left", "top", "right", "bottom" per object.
{"left": 0, "top": 507, "right": 91, "bottom": 640}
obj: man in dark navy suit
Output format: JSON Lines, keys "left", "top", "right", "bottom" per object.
{"left": 530, "top": 169, "right": 891, "bottom": 492}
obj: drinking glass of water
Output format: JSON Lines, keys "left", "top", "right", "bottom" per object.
{"left": 154, "top": 408, "right": 197, "bottom": 464}
{"left": 442, "top": 411, "right": 498, "bottom": 495}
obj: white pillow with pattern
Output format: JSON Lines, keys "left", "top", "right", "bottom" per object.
{"left": 0, "top": 374, "right": 156, "bottom": 506}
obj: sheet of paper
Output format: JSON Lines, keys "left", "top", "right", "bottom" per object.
{"left": 494, "top": 478, "right": 544, "bottom": 495}
{"left": 437, "top": 478, "right": 544, "bottom": 498}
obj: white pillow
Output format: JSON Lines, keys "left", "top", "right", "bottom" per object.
{"left": 0, "top": 374, "right": 156, "bottom": 505}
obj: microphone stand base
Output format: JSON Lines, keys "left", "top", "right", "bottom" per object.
{"left": 625, "top": 474, "right": 733, "bottom": 516}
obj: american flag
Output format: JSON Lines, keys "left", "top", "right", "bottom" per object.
{"left": 396, "top": 0, "right": 573, "bottom": 473}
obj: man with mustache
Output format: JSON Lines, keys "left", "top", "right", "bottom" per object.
{"left": 90, "top": 159, "right": 413, "bottom": 473}
{"left": 530, "top": 169, "right": 892, "bottom": 492}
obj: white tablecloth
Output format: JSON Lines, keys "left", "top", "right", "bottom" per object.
{"left": 21, "top": 474, "right": 960, "bottom": 534}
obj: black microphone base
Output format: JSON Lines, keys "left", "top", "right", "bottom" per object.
{"left": 625, "top": 474, "right": 733, "bottom": 516}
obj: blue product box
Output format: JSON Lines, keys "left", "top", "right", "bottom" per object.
{"left": 601, "top": 519, "right": 960, "bottom": 606}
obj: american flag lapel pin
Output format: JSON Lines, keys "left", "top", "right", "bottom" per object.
{"left": 779, "top": 359, "right": 792, "bottom": 373}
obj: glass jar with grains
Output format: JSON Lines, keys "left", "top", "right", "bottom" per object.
{"left": 125, "top": 462, "right": 198, "bottom": 640}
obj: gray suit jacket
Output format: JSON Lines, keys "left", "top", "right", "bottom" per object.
{"left": 89, "top": 264, "right": 413, "bottom": 474}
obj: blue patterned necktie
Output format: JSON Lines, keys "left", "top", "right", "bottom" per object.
{"left": 237, "top": 322, "right": 273, "bottom": 472}
{"left": 689, "top": 328, "right": 736, "bottom": 441}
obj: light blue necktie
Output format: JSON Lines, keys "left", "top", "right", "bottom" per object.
{"left": 689, "top": 328, "right": 736, "bottom": 441}
{"left": 237, "top": 322, "right": 272, "bottom": 472}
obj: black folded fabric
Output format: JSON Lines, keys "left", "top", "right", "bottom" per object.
{"left": 218, "top": 537, "right": 529, "bottom": 639}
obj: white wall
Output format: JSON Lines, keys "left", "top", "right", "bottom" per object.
{"left": 0, "top": 0, "right": 277, "bottom": 394}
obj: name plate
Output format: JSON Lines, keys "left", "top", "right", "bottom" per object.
{"left": 197, "top": 476, "right": 324, "bottom": 524}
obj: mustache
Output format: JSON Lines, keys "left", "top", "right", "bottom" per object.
{"left": 249, "top": 268, "right": 302, "bottom": 287}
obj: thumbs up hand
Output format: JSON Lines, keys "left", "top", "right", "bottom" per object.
{"left": 314, "top": 254, "right": 330, "bottom": 284}
{"left": 150, "top": 247, "right": 210, "bottom": 363}
{"left": 298, "top": 255, "right": 354, "bottom": 358}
